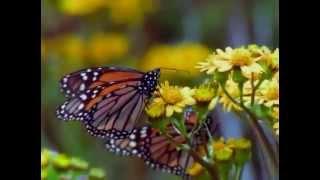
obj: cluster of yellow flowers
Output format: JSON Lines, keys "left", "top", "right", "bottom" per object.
{"left": 140, "top": 43, "right": 210, "bottom": 76}
{"left": 146, "top": 81, "right": 218, "bottom": 118}
{"left": 41, "top": 149, "right": 105, "bottom": 180}
{"left": 42, "top": 32, "right": 129, "bottom": 64}
{"left": 187, "top": 137, "right": 252, "bottom": 176}
{"left": 197, "top": 45, "right": 279, "bottom": 135}
{"left": 145, "top": 45, "right": 279, "bottom": 136}
{"left": 197, "top": 45, "right": 278, "bottom": 79}
{"left": 57, "top": 0, "right": 157, "bottom": 25}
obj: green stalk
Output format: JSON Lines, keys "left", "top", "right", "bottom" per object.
{"left": 220, "top": 83, "right": 278, "bottom": 177}
{"left": 234, "top": 165, "right": 243, "bottom": 180}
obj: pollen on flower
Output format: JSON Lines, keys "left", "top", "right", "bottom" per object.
{"left": 193, "top": 85, "right": 215, "bottom": 103}
{"left": 145, "top": 98, "right": 165, "bottom": 118}
{"left": 160, "top": 81, "right": 183, "bottom": 105}
{"left": 230, "top": 48, "right": 253, "bottom": 67}
{"left": 150, "top": 81, "right": 196, "bottom": 117}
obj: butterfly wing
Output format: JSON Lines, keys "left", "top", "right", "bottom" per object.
{"left": 57, "top": 67, "right": 160, "bottom": 138}
{"left": 105, "top": 125, "right": 197, "bottom": 177}
{"left": 59, "top": 66, "right": 145, "bottom": 98}
{"left": 104, "top": 107, "right": 217, "bottom": 177}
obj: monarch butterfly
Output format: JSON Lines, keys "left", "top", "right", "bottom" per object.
{"left": 104, "top": 108, "right": 217, "bottom": 177}
{"left": 56, "top": 66, "right": 160, "bottom": 139}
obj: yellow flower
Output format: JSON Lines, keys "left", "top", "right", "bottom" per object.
{"left": 193, "top": 85, "right": 215, "bottom": 103}
{"left": 212, "top": 138, "right": 233, "bottom": 161}
{"left": 186, "top": 162, "right": 205, "bottom": 176}
{"left": 145, "top": 97, "right": 165, "bottom": 118}
{"left": 256, "top": 76, "right": 279, "bottom": 107}
{"left": 58, "top": 0, "right": 108, "bottom": 16}
{"left": 249, "top": 45, "right": 279, "bottom": 70}
{"left": 158, "top": 81, "right": 195, "bottom": 117}
{"left": 219, "top": 79, "right": 242, "bottom": 111}
{"left": 141, "top": 43, "right": 209, "bottom": 76}
{"left": 226, "top": 138, "right": 251, "bottom": 150}
{"left": 52, "top": 154, "right": 71, "bottom": 171}
{"left": 197, "top": 47, "right": 263, "bottom": 79}
{"left": 88, "top": 32, "right": 129, "bottom": 63}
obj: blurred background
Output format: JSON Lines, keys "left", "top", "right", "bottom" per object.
{"left": 41, "top": 0, "right": 278, "bottom": 179}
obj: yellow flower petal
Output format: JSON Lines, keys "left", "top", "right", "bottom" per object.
{"left": 214, "top": 60, "right": 233, "bottom": 72}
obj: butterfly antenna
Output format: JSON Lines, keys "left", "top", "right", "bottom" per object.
{"left": 159, "top": 67, "right": 191, "bottom": 75}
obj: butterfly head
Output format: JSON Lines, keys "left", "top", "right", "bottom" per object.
{"left": 140, "top": 68, "right": 160, "bottom": 97}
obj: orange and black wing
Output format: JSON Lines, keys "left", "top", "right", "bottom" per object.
{"left": 56, "top": 67, "right": 160, "bottom": 138}
{"left": 104, "top": 108, "right": 209, "bottom": 177}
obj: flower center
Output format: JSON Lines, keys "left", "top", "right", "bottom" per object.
{"left": 230, "top": 50, "right": 253, "bottom": 66}
{"left": 264, "top": 84, "right": 279, "bottom": 100}
{"left": 162, "top": 87, "right": 183, "bottom": 104}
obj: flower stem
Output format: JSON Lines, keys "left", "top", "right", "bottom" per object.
{"left": 220, "top": 83, "right": 278, "bottom": 177}
{"left": 250, "top": 76, "right": 264, "bottom": 107}
{"left": 234, "top": 165, "right": 243, "bottom": 180}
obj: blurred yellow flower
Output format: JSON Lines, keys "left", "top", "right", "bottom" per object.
{"left": 141, "top": 43, "right": 209, "bottom": 76}
{"left": 226, "top": 138, "right": 251, "bottom": 150}
{"left": 41, "top": 149, "right": 49, "bottom": 168}
{"left": 145, "top": 97, "right": 166, "bottom": 118}
{"left": 219, "top": 79, "right": 242, "bottom": 111}
{"left": 53, "top": 154, "right": 71, "bottom": 170}
{"left": 148, "top": 81, "right": 196, "bottom": 117}
{"left": 43, "top": 35, "right": 86, "bottom": 61}
{"left": 273, "top": 121, "right": 279, "bottom": 136}
{"left": 107, "top": 0, "right": 157, "bottom": 25}
{"left": 58, "top": 0, "right": 108, "bottom": 16}
{"left": 88, "top": 32, "right": 129, "bottom": 63}
{"left": 212, "top": 138, "right": 234, "bottom": 161}
{"left": 186, "top": 162, "right": 205, "bottom": 176}
{"left": 272, "top": 107, "right": 279, "bottom": 121}
{"left": 197, "top": 47, "right": 263, "bottom": 79}
{"left": 256, "top": 76, "right": 279, "bottom": 107}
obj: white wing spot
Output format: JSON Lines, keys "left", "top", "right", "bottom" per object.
{"left": 132, "top": 149, "right": 138, "bottom": 154}
{"left": 78, "top": 103, "right": 84, "bottom": 110}
{"left": 129, "top": 134, "right": 136, "bottom": 140}
{"left": 80, "top": 94, "right": 87, "bottom": 101}
{"left": 82, "top": 76, "right": 88, "bottom": 81}
{"left": 79, "top": 83, "right": 86, "bottom": 91}
{"left": 129, "top": 141, "right": 137, "bottom": 148}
